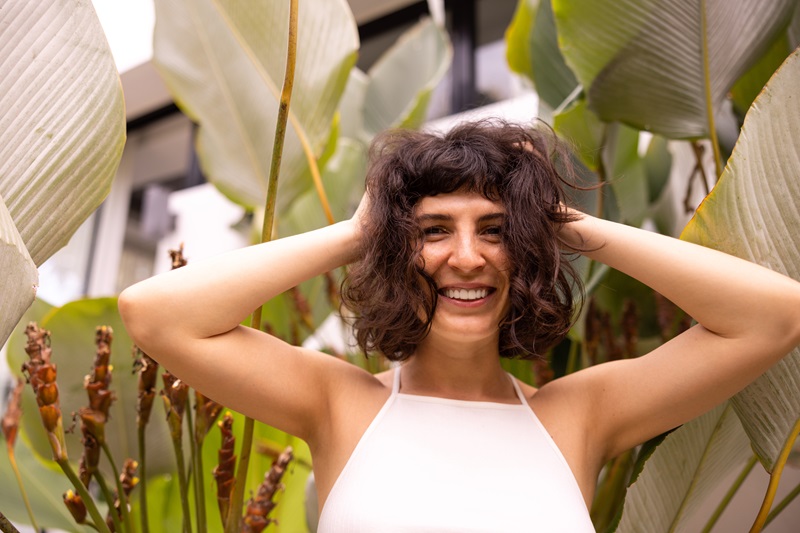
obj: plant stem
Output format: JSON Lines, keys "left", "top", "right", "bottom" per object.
{"left": 171, "top": 433, "right": 193, "bottom": 533}
{"left": 101, "top": 441, "right": 134, "bottom": 533}
{"left": 700, "top": 0, "right": 723, "bottom": 178}
{"left": 701, "top": 455, "right": 757, "bottom": 533}
{"left": 95, "top": 472, "right": 124, "bottom": 533}
{"left": 227, "top": 1, "right": 299, "bottom": 532}
{"left": 186, "top": 401, "right": 206, "bottom": 533}
{"left": 750, "top": 417, "right": 800, "bottom": 532}
{"left": 7, "top": 447, "right": 39, "bottom": 532}
{"left": 137, "top": 427, "right": 150, "bottom": 533}
{"left": 56, "top": 458, "right": 112, "bottom": 533}
{"left": 0, "top": 511, "right": 21, "bottom": 533}
{"left": 764, "top": 478, "right": 800, "bottom": 528}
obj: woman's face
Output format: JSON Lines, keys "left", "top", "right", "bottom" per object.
{"left": 415, "top": 190, "right": 511, "bottom": 346}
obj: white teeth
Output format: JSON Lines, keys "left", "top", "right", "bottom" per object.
{"left": 444, "top": 288, "right": 488, "bottom": 300}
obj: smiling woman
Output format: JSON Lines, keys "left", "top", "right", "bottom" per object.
{"left": 343, "top": 121, "right": 583, "bottom": 362}
{"left": 118, "top": 119, "right": 800, "bottom": 532}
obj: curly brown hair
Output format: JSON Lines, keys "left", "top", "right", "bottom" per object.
{"left": 342, "top": 119, "right": 583, "bottom": 361}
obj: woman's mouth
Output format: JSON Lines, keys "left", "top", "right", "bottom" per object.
{"left": 440, "top": 287, "right": 493, "bottom": 301}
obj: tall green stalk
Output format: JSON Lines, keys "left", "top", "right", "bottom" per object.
{"left": 186, "top": 399, "right": 206, "bottom": 533}
{"left": 225, "top": 1, "right": 299, "bottom": 531}
{"left": 100, "top": 442, "right": 133, "bottom": 533}
{"left": 6, "top": 446, "right": 38, "bottom": 532}
{"left": 57, "top": 458, "right": 112, "bottom": 533}
{"left": 750, "top": 417, "right": 800, "bottom": 532}
{"left": 137, "top": 427, "right": 149, "bottom": 533}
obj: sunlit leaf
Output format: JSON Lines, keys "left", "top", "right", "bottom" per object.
{"left": 730, "top": 17, "right": 799, "bottom": 116}
{"left": 152, "top": 0, "right": 359, "bottom": 210}
{"left": 362, "top": 17, "right": 452, "bottom": 137}
{"left": 0, "top": 0, "right": 125, "bottom": 266}
{"left": 506, "top": 0, "right": 579, "bottom": 110}
{"left": 681, "top": 48, "right": 800, "bottom": 470}
{"left": 0, "top": 197, "right": 37, "bottom": 349}
{"left": 615, "top": 402, "right": 752, "bottom": 532}
{"left": 552, "top": 0, "right": 797, "bottom": 138}
{"left": 0, "top": 429, "right": 91, "bottom": 531}
{"left": 7, "top": 298, "right": 175, "bottom": 478}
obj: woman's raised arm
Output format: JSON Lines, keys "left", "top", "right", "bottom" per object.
{"left": 553, "top": 210, "right": 800, "bottom": 461}
{"left": 118, "top": 210, "right": 368, "bottom": 441}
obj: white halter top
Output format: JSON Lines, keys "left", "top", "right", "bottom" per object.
{"left": 318, "top": 367, "right": 595, "bottom": 532}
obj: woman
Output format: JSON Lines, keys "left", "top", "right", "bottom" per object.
{"left": 119, "top": 120, "right": 800, "bottom": 532}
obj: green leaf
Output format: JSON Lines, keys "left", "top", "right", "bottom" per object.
{"left": 0, "top": 0, "right": 125, "bottom": 266}
{"left": 152, "top": 0, "right": 359, "bottom": 210}
{"left": 553, "top": 99, "right": 604, "bottom": 171}
{"left": 0, "top": 196, "right": 37, "bottom": 349}
{"left": 616, "top": 402, "right": 752, "bottom": 532}
{"left": 0, "top": 430, "right": 89, "bottom": 532}
{"left": 7, "top": 298, "right": 175, "bottom": 479}
{"left": 681, "top": 48, "right": 800, "bottom": 471}
{"left": 730, "top": 33, "right": 796, "bottom": 116}
{"left": 643, "top": 135, "right": 673, "bottom": 205}
{"left": 552, "top": 0, "right": 797, "bottom": 138}
{"left": 362, "top": 17, "right": 452, "bottom": 137}
{"left": 506, "top": 0, "right": 579, "bottom": 110}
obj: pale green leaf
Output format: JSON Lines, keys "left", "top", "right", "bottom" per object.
{"left": 363, "top": 17, "right": 452, "bottom": 137}
{"left": 0, "top": 429, "right": 89, "bottom": 532}
{"left": 0, "top": 0, "right": 125, "bottom": 266}
{"left": 152, "top": 0, "right": 359, "bottom": 210}
{"left": 616, "top": 402, "right": 752, "bottom": 532}
{"left": 552, "top": 0, "right": 797, "bottom": 138}
{"left": 681, "top": 48, "right": 800, "bottom": 470}
{"left": 553, "top": 99, "right": 604, "bottom": 171}
{"left": 0, "top": 196, "right": 37, "bottom": 349}
{"left": 506, "top": 0, "right": 579, "bottom": 110}
{"left": 7, "top": 298, "right": 175, "bottom": 479}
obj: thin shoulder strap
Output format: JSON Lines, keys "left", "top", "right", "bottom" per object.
{"left": 392, "top": 365, "right": 402, "bottom": 395}
{"left": 507, "top": 372, "right": 529, "bottom": 406}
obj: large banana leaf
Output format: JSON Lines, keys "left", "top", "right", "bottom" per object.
{"left": 681, "top": 48, "right": 800, "bottom": 471}
{"left": 152, "top": 0, "right": 359, "bottom": 210}
{"left": 615, "top": 402, "right": 752, "bottom": 532}
{"left": 362, "top": 17, "right": 452, "bottom": 139}
{"left": 0, "top": 198, "right": 37, "bottom": 352}
{"left": 552, "top": 0, "right": 797, "bottom": 138}
{"left": 505, "top": 0, "right": 579, "bottom": 111}
{"left": 0, "top": 0, "right": 125, "bottom": 347}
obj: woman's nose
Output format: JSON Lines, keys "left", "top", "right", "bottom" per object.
{"left": 447, "top": 236, "right": 486, "bottom": 272}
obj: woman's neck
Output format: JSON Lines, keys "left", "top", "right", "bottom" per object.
{"left": 400, "top": 336, "right": 516, "bottom": 402}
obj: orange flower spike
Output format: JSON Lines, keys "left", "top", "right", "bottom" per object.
{"left": 133, "top": 347, "right": 160, "bottom": 428}
{"left": 241, "top": 447, "right": 294, "bottom": 533}
{"left": 195, "top": 391, "right": 223, "bottom": 443}
{"left": 621, "top": 300, "right": 639, "bottom": 359}
{"left": 64, "top": 489, "right": 87, "bottom": 524}
{"left": 289, "top": 286, "right": 315, "bottom": 331}
{"left": 213, "top": 413, "right": 236, "bottom": 524}
{"left": 21, "top": 323, "right": 68, "bottom": 461}
{"left": 1, "top": 378, "right": 24, "bottom": 449}
{"left": 121, "top": 458, "right": 140, "bottom": 495}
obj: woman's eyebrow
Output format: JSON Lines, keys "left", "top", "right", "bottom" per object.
{"left": 415, "top": 213, "right": 506, "bottom": 223}
{"left": 416, "top": 213, "right": 452, "bottom": 223}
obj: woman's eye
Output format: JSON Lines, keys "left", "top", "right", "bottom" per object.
{"left": 484, "top": 226, "right": 502, "bottom": 236}
{"left": 423, "top": 226, "right": 446, "bottom": 235}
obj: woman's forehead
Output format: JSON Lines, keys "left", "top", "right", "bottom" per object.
{"left": 414, "top": 190, "right": 505, "bottom": 218}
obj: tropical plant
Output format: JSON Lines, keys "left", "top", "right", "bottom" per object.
{"left": 506, "top": 0, "right": 800, "bottom": 531}
{"left": 2, "top": 0, "right": 452, "bottom": 531}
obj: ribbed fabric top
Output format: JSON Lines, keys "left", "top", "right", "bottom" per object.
{"left": 318, "top": 367, "right": 594, "bottom": 532}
